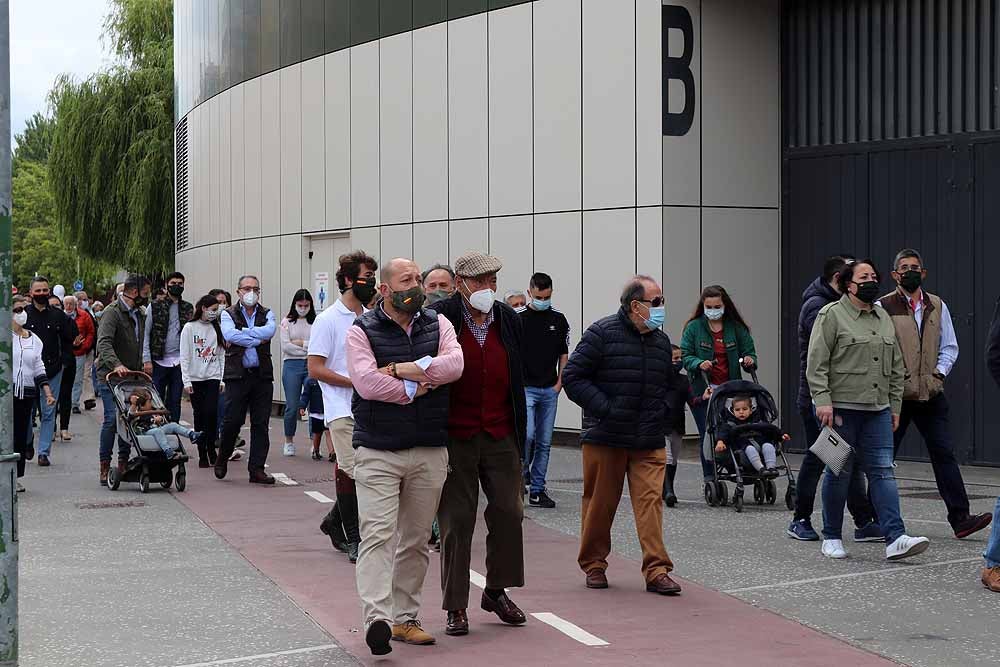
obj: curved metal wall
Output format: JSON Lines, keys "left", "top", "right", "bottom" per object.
{"left": 174, "top": 0, "right": 532, "bottom": 120}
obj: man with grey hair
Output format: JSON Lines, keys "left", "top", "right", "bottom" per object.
{"left": 879, "top": 248, "right": 992, "bottom": 539}
{"left": 503, "top": 290, "right": 527, "bottom": 311}
{"left": 563, "top": 275, "right": 681, "bottom": 595}
{"left": 421, "top": 263, "right": 456, "bottom": 305}
{"left": 216, "top": 274, "right": 278, "bottom": 485}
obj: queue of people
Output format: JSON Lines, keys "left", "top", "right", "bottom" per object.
{"left": 11, "top": 240, "right": 1000, "bottom": 658}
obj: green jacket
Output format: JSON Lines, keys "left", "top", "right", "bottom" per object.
{"left": 96, "top": 299, "right": 147, "bottom": 379}
{"left": 680, "top": 317, "right": 758, "bottom": 394}
{"left": 806, "top": 295, "right": 904, "bottom": 414}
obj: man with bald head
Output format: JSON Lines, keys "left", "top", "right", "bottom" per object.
{"left": 345, "top": 257, "right": 464, "bottom": 655}
{"left": 563, "top": 275, "right": 682, "bottom": 596}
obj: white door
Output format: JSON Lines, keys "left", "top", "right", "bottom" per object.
{"left": 307, "top": 234, "right": 352, "bottom": 312}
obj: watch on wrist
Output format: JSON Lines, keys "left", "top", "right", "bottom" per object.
{"left": 389, "top": 362, "right": 397, "bottom": 378}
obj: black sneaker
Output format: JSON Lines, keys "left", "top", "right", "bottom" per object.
{"left": 529, "top": 491, "right": 556, "bottom": 508}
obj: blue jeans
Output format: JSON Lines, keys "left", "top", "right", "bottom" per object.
{"left": 152, "top": 362, "right": 183, "bottom": 423}
{"left": 144, "top": 423, "right": 191, "bottom": 457}
{"left": 822, "top": 408, "right": 906, "bottom": 543}
{"left": 524, "top": 386, "right": 559, "bottom": 494}
{"left": 36, "top": 369, "right": 63, "bottom": 456}
{"left": 281, "top": 358, "right": 309, "bottom": 439}
{"left": 984, "top": 496, "right": 1000, "bottom": 567}
{"left": 97, "top": 380, "right": 130, "bottom": 463}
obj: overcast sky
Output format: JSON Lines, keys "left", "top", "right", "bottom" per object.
{"left": 11, "top": 0, "right": 112, "bottom": 147}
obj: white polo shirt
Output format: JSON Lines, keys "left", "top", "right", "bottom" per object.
{"left": 307, "top": 298, "right": 362, "bottom": 423}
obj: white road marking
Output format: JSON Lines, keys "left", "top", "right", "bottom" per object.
{"left": 531, "top": 612, "right": 609, "bottom": 647}
{"left": 724, "top": 556, "right": 982, "bottom": 594}
{"left": 304, "top": 490, "right": 335, "bottom": 504}
{"left": 271, "top": 472, "right": 298, "bottom": 486}
{"left": 469, "top": 569, "right": 487, "bottom": 589}
{"left": 171, "top": 643, "right": 341, "bottom": 667}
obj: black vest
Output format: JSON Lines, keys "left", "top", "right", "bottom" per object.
{"left": 223, "top": 304, "right": 274, "bottom": 381}
{"left": 351, "top": 307, "right": 450, "bottom": 451}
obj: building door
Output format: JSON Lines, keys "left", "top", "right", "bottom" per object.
{"left": 306, "top": 234, "right": 351, "bottom": 312}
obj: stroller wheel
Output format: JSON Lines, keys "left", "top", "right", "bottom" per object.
{"left": 765, "top": 480, "right": 777, "bottom": 505}
{"left": 138, "top": 472, "right": 150, "bottom": 494}
{"left": 703, "top": 482, "right": 719, "bottom": 507}
{"left": 733, "top": 490, "right": 744, "bottom": 513}
{"left": 160, "top": 472, "right": 173, "bottom": 490}
{"left": 175, "top": 471, "right": 187, "bottom": 492}
{"left": 753, "top": 479, "right": 765, "bottom": 505}
{"left": 715, "top": 481, "right": 729, "bottom": 507}
{"left": 107, "top": 466, "right": 120, "bottom": 491}
{"left": 785, "top": 485, "right": 797, "bottom": 512}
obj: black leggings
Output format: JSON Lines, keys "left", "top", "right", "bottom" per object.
{"left": 58, "top": 358, "right": 77, "bottom": 431}
{"left": 190, "top": 380, "right": 220, "bottom": 452}
{"left": 14, "top": 396, "right": 34, "bottom": 477}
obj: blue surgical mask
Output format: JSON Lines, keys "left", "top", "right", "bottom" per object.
{"left": 643, "top": 306, "right": 665, "bottom": 330}
{"left": 704, "top": 306, "right": 725, "bottom": 321}
{"left": 532, "top": 298, "right": 551, "bottom": 311}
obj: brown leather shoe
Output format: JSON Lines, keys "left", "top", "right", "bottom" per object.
{"left": 585, "top": 568, "right": 608, "bottom": 589}
{"left": 983, "top": 566, "right": 1000, "bottom": 592}
{"left": 954, "top": 512, "right": 993, "bottom": 539}
{"left": 99, "top": 461, "right": 110, "bottom": 486}
{"left": 116, "top": 459, "right": 127, "bottom": 475}
{"left": 249, "top": 469, "right": 276, "bottom": 485}
{"left": 445, "top": 609, "right": 469, "bottom": 636}
{"left": 646, "top": 573, "right": 682, "bottom": 595}
{"left": 480, "top": 591, "right": 526, "bottom": 625}
{"left": 391, "top": 620, "right": 435, "bottom": 645}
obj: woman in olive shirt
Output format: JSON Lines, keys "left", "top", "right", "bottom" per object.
{"left": 807, "top": 259, "right": 929, "bottom": 562}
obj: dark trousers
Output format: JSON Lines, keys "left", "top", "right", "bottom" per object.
{"left": 153, "top": 362, "right": 184, "bottom": 423}
{"left": 438, "top": 432, "right": 524, "bottom": 611}
{"left": 58, "top": 357, "right": 77, "bottom": 431}
{"left": 190, "top": 380, "right": 220, "bottom": 455}
{"left": 893, "top": 393, "right": 970, "bottom": 526}
{"left": 14, "top": 396, "right": 34, "bottom": 477}
{"left": 218, "top": 376, "right": 272, "bottom": 473}
{"left": 795, "top": 406, "right": 875, "bottom": 527}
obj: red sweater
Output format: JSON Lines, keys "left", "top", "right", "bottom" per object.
{"left": 72, "top": 310, "right": 96, "bottom": 357}
{"left": 449, "top": 323, "right": 514, "bottom": 440}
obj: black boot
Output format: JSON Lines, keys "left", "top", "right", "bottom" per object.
{"left": 197, "top": 442, "right": 210, "bottom": 468}
{"left": 663, "top": 464, "right": 678, "bottom": 507}
{"left": 320, "top": 502, "right": 348, "bottom": 553}
{"left": 335, "top": 470, "right": 361, "bottom": 564}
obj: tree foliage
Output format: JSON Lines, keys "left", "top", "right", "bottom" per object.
{"left": 48, "top": 0, "right": 174, "bottom": 276}
{"left": 13, "top": 113, "right": 55, "bottom": 165}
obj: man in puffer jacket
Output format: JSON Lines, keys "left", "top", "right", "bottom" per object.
{"left": 787, "top": 255, "right": 878, "bottom": 543}
{"left": 563, "top": 275, "right": 681, "bottom": 597}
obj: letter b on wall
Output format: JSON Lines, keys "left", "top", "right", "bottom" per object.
{"left": 662, "top": 4, "right": 695, "bottom": 137}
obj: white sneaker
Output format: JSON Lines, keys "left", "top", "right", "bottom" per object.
{"left": 229, "top": 448, "right": 244, "bottom": 461}
{"left": 821, "top": 539, "right": 848, "bottom": 559}
{"left": 283, "top": 443, "right": 296, "bottom": 457}
{"left": 885, "top": 534, "right": 930, "bottom": 561}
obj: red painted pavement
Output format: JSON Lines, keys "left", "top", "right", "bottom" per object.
{"left": 157, "top": 433, "right": 899, "bottom": 667}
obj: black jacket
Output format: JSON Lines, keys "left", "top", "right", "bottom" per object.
{"left": 986, "top": 296, "right": 1000, "bottom": 388}
{"left": 24, "top": 304, "right": 77, "bottom": 378}
{"left": 429, "top": 292, "right": 527, "bottom": 455}
{"left": 797, "top": 276, "right": 840, "bottom": 409}
{"left": 563, "top": 307, "right": 676, "bottom": 450}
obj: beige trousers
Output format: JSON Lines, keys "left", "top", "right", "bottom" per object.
{"left": 326, "top": 416, "right": 356, "bottom": 478}
{"left": 354, "top": 445, "right": 448, "bottom": 626}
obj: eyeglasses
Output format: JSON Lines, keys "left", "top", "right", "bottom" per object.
{"left": 638, "top": 296, "right": 665, "bottom": 307}
{"left": 898, "top": 265, "right": 923, "bottom": 273}
{"left": 239, "top": 286, "right": 261, "bottom": 294}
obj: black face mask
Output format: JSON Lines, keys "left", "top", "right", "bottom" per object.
{"left": 32, "top": 294, "right": 49, "bottom": 305}
{"left": 898, "top": 270, "right": 922, "bottom": 293}
{"left": 672, "top": 361, "right": 684, "bottom": 373}
{"left": 167, "top": 284, "right": 184, "bottom": 298}
{"left": 132, "top": 295, "right": 149, "bottom": 308}
{"left": 853, "top": 281, "right": 880, "bottom": 304}
{"left": 351, "top": 277, "right": 376, "bottom": 304}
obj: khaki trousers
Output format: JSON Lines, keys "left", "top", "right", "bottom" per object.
{"left": 438, "top": 432, "right": 524, "bottom": 610}
{"left": 354, "top": 445, "right": 448, "bottom": 626}
{"left": 578, "top": 443, "right": 673, "bottom": 583}
{"left": 326, "top": 416, "right": 356, "bottom": 478}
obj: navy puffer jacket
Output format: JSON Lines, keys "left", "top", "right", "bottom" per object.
{"left": 796, "top": 276, "right": 840, "bottom": 409}
{"left": 563, "top": 307, "right": 675, "bottom": 450}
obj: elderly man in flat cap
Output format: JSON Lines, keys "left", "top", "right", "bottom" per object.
{"left": 428, "top": 251, "right": 529, "bottom": 637}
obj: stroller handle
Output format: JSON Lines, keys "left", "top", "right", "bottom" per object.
{"left": 105, "top": 370, "right": 153, "bottom": 383}
{"left": 700, "top": 360, "right": 760, "bottom": 387}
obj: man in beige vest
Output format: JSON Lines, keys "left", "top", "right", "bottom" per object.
{"left": 879, "top": 249, "right": 992, "bottom": 539}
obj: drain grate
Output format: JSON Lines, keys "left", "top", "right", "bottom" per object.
{"left": 76, "top": 500, "right": 146, "bottom": 510}
{"left": 549, "top": 478, "right": 584, "bottom": 484}
{"left": 297, "top": 476, "right": 336, "bottom": 485}
{"left": 898, "top": 487, "right": 995, "bottom": 501}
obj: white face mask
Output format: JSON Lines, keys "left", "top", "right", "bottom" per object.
{"left": 295, "top": 305, "right": 310, "bottom": 317}
{"left": 204, "top": 309, "right": 219, "bottom": 322}
{"left": 13, "top": 311, "right": 27, "bottom": 326}
{"left": 465, "top": 283, "right": 495, "bottom": 314}
{"left": 241, "top": 290, "right": 258, "bottom": 308}
{"left": 704, "top": 306, "right": 725, "bottom": 321}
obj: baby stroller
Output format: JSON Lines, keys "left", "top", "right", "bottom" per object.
{"left": 701, "top": 369, "right": 796, "bottom": 513}
{"left": 105, "top": 371, "right": 189, "bottom": 493}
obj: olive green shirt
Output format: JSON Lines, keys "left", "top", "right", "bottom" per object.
{"left": 806, "top": 295, "right": 904, "bottom": 415}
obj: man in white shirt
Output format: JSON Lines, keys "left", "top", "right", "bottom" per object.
{"left": 308, "top": 250, "right": 379, "bottom": 563}
{"left": 879, "top": 249, "right": 992, "bottom": 539}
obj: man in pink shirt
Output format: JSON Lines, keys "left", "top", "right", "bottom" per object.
{"left": 345, "top": 257, "right": 464, "bottom": 656}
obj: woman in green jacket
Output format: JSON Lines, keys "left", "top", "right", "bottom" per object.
{"left": 680, "top": 285, "right": 758, "bottom": 481}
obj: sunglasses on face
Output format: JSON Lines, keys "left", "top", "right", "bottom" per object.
{"left": 638, "top": 296, "right": 666, "bottom": 308}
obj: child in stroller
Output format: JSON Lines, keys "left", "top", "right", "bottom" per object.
{"left": 127, "top": 388, "right": 203, "bottom": 460}
{"left": 714, "top": 395, "right": 789, "bottom": 479}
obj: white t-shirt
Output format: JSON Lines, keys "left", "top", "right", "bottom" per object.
{"left": 307, "top": 298, "right": 362, "bottom": 423}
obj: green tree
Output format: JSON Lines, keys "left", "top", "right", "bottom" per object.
{"left": 48, "top": 0, "right": 174, "bottom": 276}
{"left": 13, "top": 113, "right": 55, "bottom": 166}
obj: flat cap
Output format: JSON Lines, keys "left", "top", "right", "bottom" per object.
{"left": 454, "top": 251, "right": 503, "bottom": 277}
